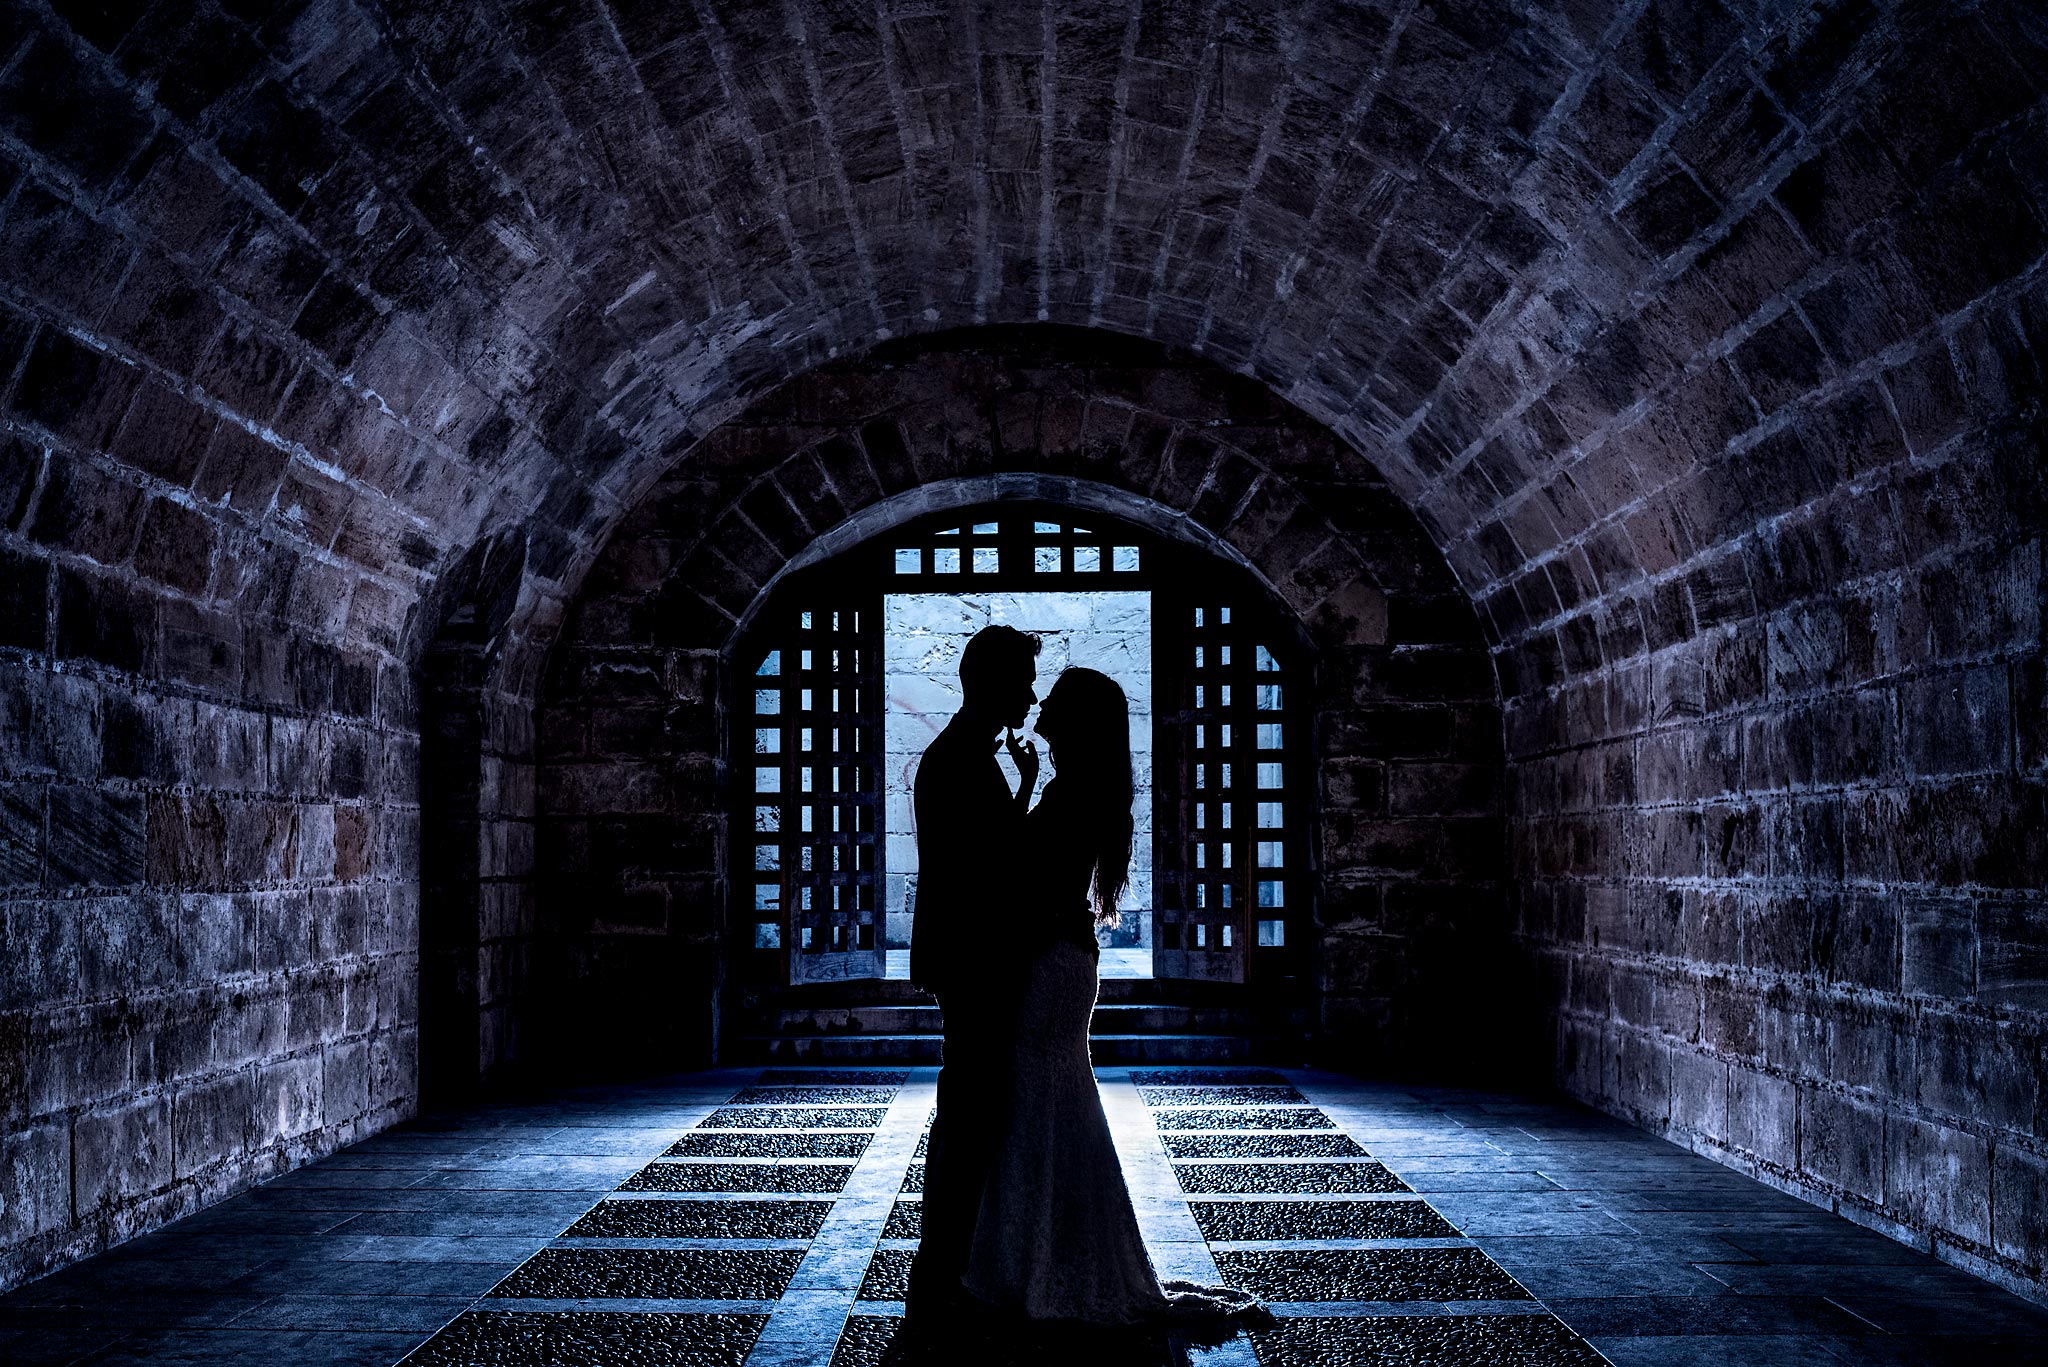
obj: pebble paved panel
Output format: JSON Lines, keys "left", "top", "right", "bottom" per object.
{"left": 760, "top": 1070, "right": 910, "bottom": 1086}
{"left": 899, "top": 1164, "right": 924, "bottom": 1193}
{"left": 1246, "top": 1313, "right": 1607, "bottom": 1366}
{"left": 489, "top": 1247, "right": 805, "bottom": 1301}
{"left": 883, "top": 1200, "right": 921, "bottom": 1239}
{"left": 731, "top": 1087, "right": 900, "bottom": 1104}
{"left": 857, "top": 1248, "right": 916, "bottom": 1300}
{"left": 1212, "top": 1248, "right": 1533, "bottom": 1303}
{"left": 701, "top": 1106, "right": 887, "bottom": 1129}
{"left": 666, "top": 1131, "right": 873, "bottom": 1158}
{"left": 829, "top": 1313, "right": 904, "bottom": 1366}
{"left": 562, "top": 1199, "right": 833, "bottom": 1241}
{"left": 1138, "top": 1085, "right": 1309, "bottom": 1106}
{"left": 1130, "top": 1070, "right": 1289, "bottom": 1086}
{"left": 621, "top": 1162, "right": 852, "bottom": 1193}
{"left": 405, "top": 1309, "right": 768, "bottom": 1365}
{"left": 1152, "top": 1107, "right": 1335, "bottom": 1131}
{"left": 914, "top": 1133, "right": 928, "bottom": 1157}
{"left": 1190, "top": 1200, "right": 1460, "bottom": 1242}
{"left": 1174, "top": 1161, "right": 1409, "bottom": 1194}
{"left": 1163, "top": 1132, "right": 1369, "bottom": 1158}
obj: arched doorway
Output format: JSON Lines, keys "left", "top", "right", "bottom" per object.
{"left": 730, "top": 498, "right": 1316, "bottom": 992}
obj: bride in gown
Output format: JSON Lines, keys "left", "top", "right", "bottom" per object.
{"left": 959, "top": 666, "right": 1262, "bottom": 1326}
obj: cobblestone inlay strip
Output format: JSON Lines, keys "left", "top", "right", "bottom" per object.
{"left": 1129, "top": 1070, "right": 1290, "bottom": 1086}
{"left": 881, "top": 1201, "right": 920, "bottom": 1240}
{"left": 668, "top": 1133, "right": 874, "bottom": 1159}
{"left": 1151, "top": 1107, "right": 1337, "bottom": 1131}
{"left": 1210, "top": 1247, "right": 1534, "bottom": 1303}
{"left": 854, "top": 1248, "right": 913, "bottom": 1300}
{"left": 401, "top": 1309, "right": 769, "bottom": 1365}
{"left": 703, "top": 1107, "right": 889, "bottom": 1130}
{"left": 1162, "top": 1132, "right": 1370, "bottom": 1158}
{"left": 1174, "top": 1160, "right": 1410, "bottom": 1194}
{"left": 621, "top": 1164, "right": 854, "bottom": 1194}
{"left": 1190, "top": 1200, "right": 1460, "bottom": 1242}
{"left": 827, "top": 1313, "right": 902, "bottom": 1366}
{"left": 1246, "top": 1311, "right": 1609, "bottom": 1365}
{"left": 731, "top": 1088, "right": 900, "bottom": 1105}
{"left": 1137, "top": 1085, "right": 1310, "bottom": 1106}
{"left": 489, "top": 1248, "right": 804, "bottom": 1301}
{"left": 563, "top": 1199, "right": 835, "bottom": 1240}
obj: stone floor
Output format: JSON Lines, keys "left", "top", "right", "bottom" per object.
{"left": 3, "top": 1068, "right": 2044, "bottom": 1365}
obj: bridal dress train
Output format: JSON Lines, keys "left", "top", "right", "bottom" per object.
{"left": 958, "top": 785, "right": 1260, "bottom": 1325}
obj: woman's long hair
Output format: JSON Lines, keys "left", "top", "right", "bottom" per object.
{"left": 1046, "top": 667, "right": 1134, "bottom": 928}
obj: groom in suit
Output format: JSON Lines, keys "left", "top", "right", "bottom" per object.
{"left": 905, "top": 623, "right": 1041, "bottom": 1322}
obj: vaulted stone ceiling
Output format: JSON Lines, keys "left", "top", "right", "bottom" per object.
{"left": 12, "top": 0, "right": 2038, "bottom": 678}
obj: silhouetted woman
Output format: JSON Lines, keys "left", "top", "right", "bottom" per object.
{"left": 960, "top": 666, "right": 1260, "bottom": 1326}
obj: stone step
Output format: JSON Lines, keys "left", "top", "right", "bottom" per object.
{"left": 736, "top": 976, "right": 1247, "bottom": 1010}
{"left": 748, "top": 1002, "right": 1260, "bottom": 1036}
{"left": 732, "top": 1033, "right": 1256, "bottom": 1064}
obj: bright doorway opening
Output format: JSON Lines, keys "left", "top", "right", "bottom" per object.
{"left": 881, "top": 589, "right": 1154, "bottom": 978}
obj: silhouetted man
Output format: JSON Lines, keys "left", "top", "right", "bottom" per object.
{"left": 905, "top": 623, "right": 1040, "bottom": 1322}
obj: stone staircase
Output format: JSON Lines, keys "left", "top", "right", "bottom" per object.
{"left": 728, "top": 977, "right": 1308, "bottom": 1064}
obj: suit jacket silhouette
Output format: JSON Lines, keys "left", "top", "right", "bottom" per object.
{"left": 909, "top": 712, "right": 1025, "bottom": 996}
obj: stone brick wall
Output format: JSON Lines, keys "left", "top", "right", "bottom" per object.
{"left": 0, "top": 542, "right": 419, "bottom": 1294}
{"left": 536, "top": 338, "right": 1504, "bottom": 1077}
{"left": 1, "top": 0, "right": 2040, "bottom": 1304}
{"left": 1470, "top": 0, "right": 2048, "bottom": 1302}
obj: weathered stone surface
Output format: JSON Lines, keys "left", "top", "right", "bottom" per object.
{"left": 0, "top": 0, "right": 2040, "bottom": 1307}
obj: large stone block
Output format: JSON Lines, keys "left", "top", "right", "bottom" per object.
{"left": 1991, "top": 1143, "right": 2048, "bottom": 1268}
{"left": 0, "top": 1123, "right": 69, "bottom": 1242}
{"left": 255, "top": 1054, "right": 323, "bottom": 1144}
{"left": 46, "top": 786, "right": 145, "bottom": 889}
{"left": 73, "top": 1095, "right": 172, "bottom": 1213}
{"left": 1798, "top": 1085, "right": 1884, "bottom": 1204}
{"left": 171, "top": 1070, "right": 254, "bottom": 1179}
{"left": 1727, "top": 1063, "right": 1799, "bottom": 1168}
{"left": 1884, "top": 1113, "right": 1992, "bottom": 1246}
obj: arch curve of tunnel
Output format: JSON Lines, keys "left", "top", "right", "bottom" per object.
{"left": 0, "top": 0, "right": 2040, "bottom": 1316}
{"left": 468, "top": 331, "right": 1507, "bottom": 1099}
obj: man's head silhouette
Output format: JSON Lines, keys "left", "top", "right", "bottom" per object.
{"left": 959, "top": 624, "right": 1040, "bottom": 729}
